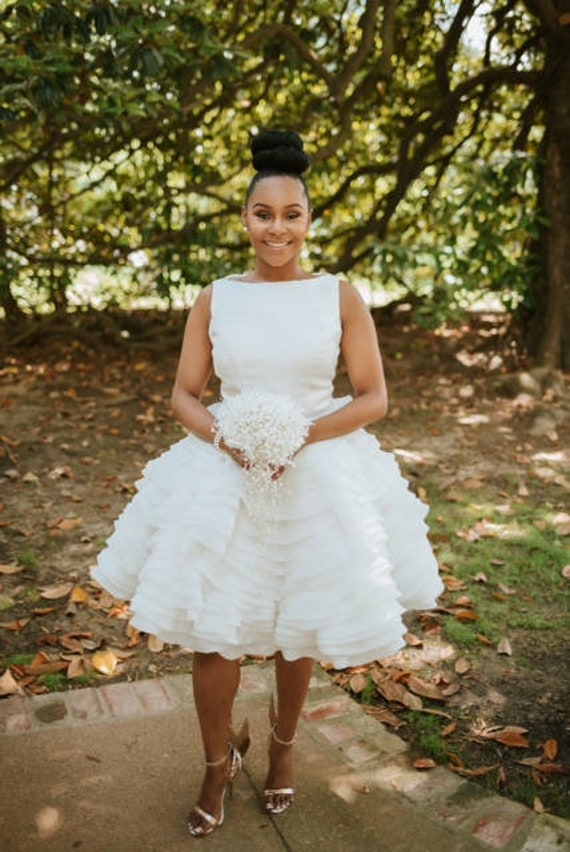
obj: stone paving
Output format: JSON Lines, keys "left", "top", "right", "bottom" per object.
{"left": 0, "top": 664, "right": 568, "bottom": 851}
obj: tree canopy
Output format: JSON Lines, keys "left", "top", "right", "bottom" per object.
{"left": 1, "top": 0, "right": 569, "bottom": 366}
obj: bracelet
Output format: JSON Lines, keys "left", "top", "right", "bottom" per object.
{"left": 212, "top": 422, "right": 223, "bottom": 452}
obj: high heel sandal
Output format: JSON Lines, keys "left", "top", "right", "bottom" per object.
{"left": 263, "top": 698, "right": 297, "bottom": 816}
{"left": 187, "top": 720, "right": 250, "bottom": 838}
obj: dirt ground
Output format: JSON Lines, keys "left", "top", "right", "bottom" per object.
{"left": 1, "top": 307, "right": 568, "bottom": 817}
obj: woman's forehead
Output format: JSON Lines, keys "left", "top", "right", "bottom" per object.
{"left": 248, "top": 175, "right": 308, "bottom": 208}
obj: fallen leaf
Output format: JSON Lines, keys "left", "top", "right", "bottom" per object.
{"left": 32, "top": 607, "right": 58, "bottom": 616}
{"left": 479, "top": 726, "right": 530, "bottom": 748}
{"left": 404, "top": 632, "right": 423, "bottom": 647}
{"left": 413, "top": 758, "right": 437, "bottom": 770}
{"left": 543, "top": 739, "right": 559, "bottom": 761}
{"left": 363, "top": 706, "right": 405, "bottom": 728}
{"left": 374, "top": 677, "right": 423, "bottom": 710}
{"left": 56, "top": 517, "right": 84, "bottom": 531}
{"left": 532, "top": 763, "right": 569, "bottom": 775}
{"left": 442, "top": 576, "right": 467, "bottom": 591}
{"left": 455, "top": 658, "right": 471, "bottom": 675}
{"left": 40, "top": 582, "right": 74, "bottom": 600}
{"left": 92, "top": 649, "right": 118, "bottom": 675}
{"left": 66, "top": 656, "right": 91, "bottom": 678}
{"left": 472, "top": 572, "right": 488, "bottom": 583}
{"left": 453, "top": 609, "right": 479, "bottom": 622}
{"left": 562, "top": 565, "right": 570, "bottom": 580}
{"left": 533, "top": 798, "right": 545, "bottom": 814}
{"left": 0, "top": 563, "right": 25, "bottom": 575}
{"left": 70, "top": 586, "right": 89, "bottom": 604}
{"left": 406, "top": 675, "right": 446, "bottom": 702}
{"left": 23, "top": 660, "right": 68, "bottom": 676}
{"left": 0, "top": 668, "right": 23, "bottom": 696}
{"left": 349, "top": 673, "right": 368, "bottom": 694}
{"left": 0, "top": 618, "right": 31, "bottom": 631}
{"left": 497, "top": 638, "right": 513, "bottom": 656}
{"left": 442, "top": 722, "right": 457, "bottom": 737}
{"left": 449, "top": 763, "right": 501, "bottom": 778}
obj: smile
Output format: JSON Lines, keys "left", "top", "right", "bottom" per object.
{"left": 265, "top": 241, "right": 291, "bottom": 248}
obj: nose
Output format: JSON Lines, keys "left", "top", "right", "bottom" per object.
{"left": 268, "top": 217, "right": 287, "bottom": 235}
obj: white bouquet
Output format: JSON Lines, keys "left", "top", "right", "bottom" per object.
{"left": 213, "top": 390, "right": 311, "bottom": 527}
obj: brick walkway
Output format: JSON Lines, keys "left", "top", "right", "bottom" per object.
{"left": 1, "top": 664, "right": 568, "bottom": 851}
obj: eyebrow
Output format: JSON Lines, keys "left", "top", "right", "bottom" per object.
{"left": 252, "top": 202, "right": 304, "bottom": 210}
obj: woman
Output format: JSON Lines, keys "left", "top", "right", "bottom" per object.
{"left": 92, "top": 129, "right": 442, "bottom": 837}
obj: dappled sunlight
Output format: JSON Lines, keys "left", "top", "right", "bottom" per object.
{"left": 35, "top": 805, "right": 64, "bottom": 840}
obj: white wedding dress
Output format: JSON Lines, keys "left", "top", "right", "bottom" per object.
{"left": 92, "top": 274, "right": 442, "bottom": 667}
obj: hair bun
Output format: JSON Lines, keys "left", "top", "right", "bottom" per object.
{"left": 251, "top": 130, "right": 310, "bottom": 175}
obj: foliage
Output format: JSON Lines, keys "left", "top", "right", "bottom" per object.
{"left": 0, "top": 1, "right": 566, "bottom": 346}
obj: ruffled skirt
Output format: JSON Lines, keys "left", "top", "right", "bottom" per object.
{"left": 92, "top": 403, "right": 442, "bottom": 668}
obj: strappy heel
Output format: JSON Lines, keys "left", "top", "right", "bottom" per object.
{"left": 263, "top": 697, "right": 297, "bottom": 816}
{"left": 187, "top": 720, "right": 250, "bottom": 838}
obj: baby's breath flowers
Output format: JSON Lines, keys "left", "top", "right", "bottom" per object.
{"left": 213, "top": 390, "right": 311, "bottom": 527}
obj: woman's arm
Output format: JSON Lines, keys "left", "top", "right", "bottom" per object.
{"left": 170, "top": 286, "right": 217, "bottom": 442}
{"left": 305, "top": 280, "right": 388, "bottom": 446}
{"left": 170, "top": 287, "right": 251, "bottom": 469}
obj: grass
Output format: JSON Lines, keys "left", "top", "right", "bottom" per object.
{"left": 425, "top": 474, "right": 569, "bottom": 659}
{"left": 17, "top": 549, "right": 38, "bottom": 569}
{"left": 404, "top": 711, "right": 458, "bottom": 764}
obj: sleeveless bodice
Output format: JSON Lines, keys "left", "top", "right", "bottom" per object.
{"left": 209, "top": 274, "right": 341, "bottom": 417}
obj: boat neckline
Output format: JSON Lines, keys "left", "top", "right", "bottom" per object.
{"left": 224, "top": 272, "right": 331, "bottom": 285}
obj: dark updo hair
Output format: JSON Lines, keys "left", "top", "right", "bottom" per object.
{"left": 246, "top": 129, "right": 311, "bottom": 205}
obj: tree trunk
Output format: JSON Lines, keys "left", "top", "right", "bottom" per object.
{"left": 534, "top": 24, "right": 570, "bottom": 370}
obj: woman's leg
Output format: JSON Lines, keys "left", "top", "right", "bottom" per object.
{"left": 265, "top": 653, "right": 313, "bottom": 798}
{"left": 189, "top": 652, "right": 241, "bottom": 828}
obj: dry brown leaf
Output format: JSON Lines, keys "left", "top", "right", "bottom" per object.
{"left": 562, "top": 565, "right": 570, "bottom": 580}
{"left": 40, "top": 582, "right": 74, "bottom": 600}
{"left": 453, "top": 609, "right": 479, "bottom": 622}
{"left": 442, "top": 722, "right": 458, "bottom": 737}
{"left": 374, "top": 678, "right": 423, "bottom": 710}
{"left": 497, "top": 638, "right": 513, "bottom": 656}
{"left": 532, "top": 763, "right": 569, "bottom": 775}
{"left": 32, "top": 606, "right": 58, "bottom": 616}
{"left": 442, "top": 576, "right": 467, "bottom": 591}
{"left": 92, "top": 649, "right": 118, "bottom": 675}
{"left": 0, "top": 618, "right": 31, "bottom": 631}
{"left": 543, "top": 739, "right": 559, "bottom": 761}
{"left": 363, "top": 706, "right": 405, "bottom": 728}
{"left": 70, "top": 586, "right": 89, "bottom": 604}
{"left": 406, "top": 675, "right": 446, "bottom": 702}
{"left": 56, "top": 517, "right": 84, "bottom": 531}
{"left": 455, "top": 658, "right": 471, "bottom": 675}
{"left": 0, "top": 668, "right": 23, "bottom": 697}
{"left": 23, "top": 660, "right": 68, "bottom": 676}
{"left": 449, "top": 763, "right": 501, "bottom": 778}
{"left": 59, "top": 635, "right": 84, "bottom": 653}
{"left": 455, "top": 595, "right": 473, "bottom": 607}
{"left": 147, "top": 634, "right": 165, "bottom": 654}
{"left": 66, "top": 656, "right": 91, "bottom": 678}
{"left": 349, "top": 673, "right": 368, "bottom": 694}
{"left": 480, "top": 726, "right": 530, "bottom": 749}
{"left": 404, "top": 632, "right": 423, "bottom": 647}
{"left": 0, "top": 563, "right": 25, "bottom": 575}
{"left": 472, "top": 572, "right": 488, "bottom": 583}
{"left": 533, "top": 798, "right": 545, "bottom": 814}
{"left": 413, "top": 758, "right": 437, "bottom": 770}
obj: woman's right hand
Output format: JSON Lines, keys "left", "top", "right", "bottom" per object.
{"left": 217, "top": 436, "right": 251, "bottom": 470}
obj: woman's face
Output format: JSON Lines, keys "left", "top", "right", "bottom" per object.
{"left": 242, "top": 176, "right": 311, "bottom": 276}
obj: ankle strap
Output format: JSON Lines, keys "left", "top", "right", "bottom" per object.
{"left": 205, "top": 747, "right": 228, "bottom": 767}
{"left": 271, "top": 724, "right": 297, "bottom": 747}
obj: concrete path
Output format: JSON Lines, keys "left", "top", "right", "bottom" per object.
{"left": 0, "top": 664, "right": 568, "bottom": 851}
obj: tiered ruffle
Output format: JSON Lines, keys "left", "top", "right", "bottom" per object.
{"left": 92, "top": 404, "right": 442, "bottom": 668}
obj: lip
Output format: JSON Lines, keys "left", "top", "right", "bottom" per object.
{"left": 264, "top": 241, "right": 291, "bottom": 248}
